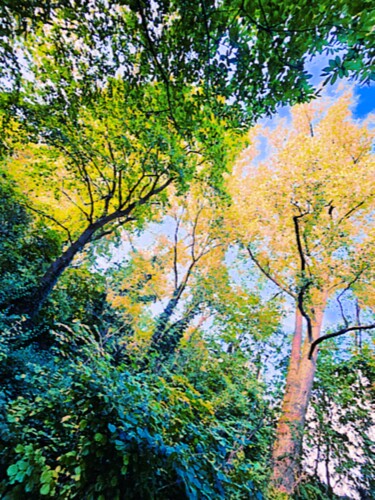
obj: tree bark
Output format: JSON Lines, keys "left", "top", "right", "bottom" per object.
{"left": 149, "top": 284, "right": 200, "bottom": 358}
{"left": 7, "top": 223, "right": 101, "bottom": 320}
{"left": 271, "top": 299, "right": 326, "bottom": 495}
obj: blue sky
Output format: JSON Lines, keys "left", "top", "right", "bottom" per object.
{"left": 354, "top": 84, "right": 375, "bottom": 118}
{"left": 306, "top": 52, "right": 375, "bottom": 119}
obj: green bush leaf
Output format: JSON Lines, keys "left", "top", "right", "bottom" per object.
{"left": 40, "top": 483, "right": 50, "bottom": 495}
{"left": 7, "top": 464, "right": 18, "bottom": 476}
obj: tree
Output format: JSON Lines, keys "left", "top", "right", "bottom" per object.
{"left": 106, "top": 185, "right": 231, "bottom": 360}
{"left": 148, "top": 187, "right": 229, "bottom": 358}
{"left": 2, "top": 78, "right": 240, "bottom": 320}
{"left": 227, "top": 90, "right": 375, "bottom": 495}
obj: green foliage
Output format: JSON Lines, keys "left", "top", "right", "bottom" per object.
{"left": 1, "top": 0, "right": 374, "bottom": 156}
{"left": 0, "top": 177, "right": 62, "bottom": 313}
{"left": 293, "top": 477, "right": 340, "bottom": 500}
{"left": 0, "top": 332, "right": 269, "bottom": 499}
{"left": 47, "top": 266, "right": 108, "bottom": 328}
{"left": 303, "top": 349, "right": 375, "bottom": 499}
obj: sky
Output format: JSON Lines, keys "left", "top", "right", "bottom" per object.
{"left": 354, "top": 84, "right": 375, "bottom": 118}
{"left": 307, "top": 52, "right": 375, "bottom": 119}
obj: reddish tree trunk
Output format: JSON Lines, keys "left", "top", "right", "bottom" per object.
{"left": 271, "top": 300, "right": 326, "bottom": 494}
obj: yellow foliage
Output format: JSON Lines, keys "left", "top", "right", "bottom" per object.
{"left": 227, "top": 88, "right": 375, "bottom": 305}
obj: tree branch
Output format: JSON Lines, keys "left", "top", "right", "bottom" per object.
{"left": 173, "top": 210, "right": 183, "bottom": 290}
{"left": 293, "top": 213, "right": 314, "bottom": 342}
{"left": 61, "top": 189, "right": 91, "bottom": 222}
{"left": 246, "top": 246, "right": 295, "bottom": 298}
{"left": 336, "top": 267, "right": 366, "bottom": 328}
{"left": 25, "top": 204, "right": 73, "bottom": 243}
{"left": 308, "top": 323, "right": 375, "bottom": 359}
{"left": 137, "top": 1, "right": 180, "bottom": 132}
{"left": 337, "top": 199, "right": 366, "bottom": 226}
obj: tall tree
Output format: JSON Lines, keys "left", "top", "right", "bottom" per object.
{"left": 227, "top": 91, "right": 375, "bottom": 495}
{"left": 106, "top": 185, "right": 229, "bottom": 358}
{"left": 148, "top": 187, "right": 228, "bottom": 357}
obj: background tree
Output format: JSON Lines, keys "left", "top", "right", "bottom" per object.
{"left": 104, "top": 182, "right": 282, "bottom": 372}
{"left": 303, "top": 349, "right": 375, "bottom": 499}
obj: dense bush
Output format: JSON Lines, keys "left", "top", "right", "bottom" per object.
{"left": 0, "top": 328, "right": 270, "bottom": 499}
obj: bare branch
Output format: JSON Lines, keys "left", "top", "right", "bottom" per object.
{"left": 308, "top": 323, "right": 375, "bottom": 359}
{"left": 336, "top": 292, "right": 349, "bottom": 328}
{"left": 190, "top": 205, "right": 205, "bottom": 262}
{"left": 303, "top": 109, "right": 314, "bottom": 137}
{"left": 173, "top": 209, "right": 184, "bottom": 290}
{"left": 355, "top": 299, "right": 363, "bottom": 349}
{"left": 119, "top": 172, "right": 147, "bottom": 210}
{"left": 293, "top": 213, "right": 309, "bottom": 272}
{"left": 355, "top": 301, "right": 361, "bottom": 326}
{"left": 336, "top": 267, "right": 367, "bottom": 328}
{"left": 293, "top": 213, "right": 314, "bottom": 342}
{"left": 79, "top": 161, "right": 95, "bottom": 222}
{"left": 246, "top": 246, "right": 295, "bottom": 298}
{"left": 91, "top": 216, "right": 136, "bottom": 241}
{"left": 118, "top": 169, "right": 123, "bottom": 209}
{"left": 337, "top": 199, "right": 367, "bottom": 226}
{"left": 61, "top": 189, "right": 91, "bottom": 222}
{"left": 137, "top": 2, "right": 181, "bottom": 132}
{"left": 136, "top": 176, "right": 174, "bottom": 208}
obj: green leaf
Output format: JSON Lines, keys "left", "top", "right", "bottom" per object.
{"left": 40, "top": 483, "right": 50, "bottom": 495}
{"left": 40, "top": 469, "right": 52, "bottom": 483}
{"left": 7, "top": 464, "right": 18, "bottom": 476}
{"left": 94, "top": 432, "right": 104, "bottom": 442}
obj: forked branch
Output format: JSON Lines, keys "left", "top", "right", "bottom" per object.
{"left": 293, "top": 213, "right": 314, "bottom": 342}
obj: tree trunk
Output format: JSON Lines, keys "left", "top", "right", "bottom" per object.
{"left": 149, "top": 284, "right": 200, "bottom": 357}
{"left": 8, "top": 223, "right": 99, "bottom": 320}
{"left": 7, "top": 209, "right": 131, "bottom": 320}
{"left": 271, "top": 300, "right": 326, "bottom": 494}
{"left": 2, "top": 177, "right": 174, "bottom": 323}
